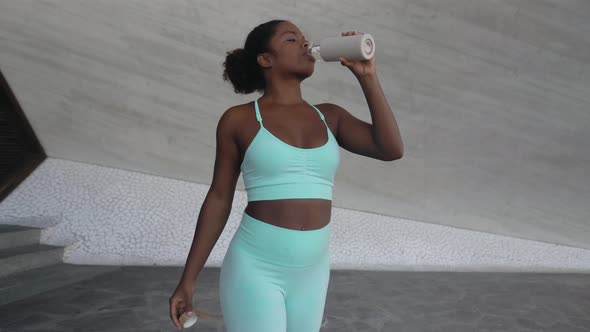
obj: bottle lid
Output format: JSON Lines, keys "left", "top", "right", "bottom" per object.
{"left": 179, "top": 311, "right": 198, "bottom": 328}
{"left": 362, "top": 37, "right": 374, "bottom": 56}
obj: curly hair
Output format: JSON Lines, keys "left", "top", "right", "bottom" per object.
{"left": 222, "top": 20, "right": 286, "bottom": 94}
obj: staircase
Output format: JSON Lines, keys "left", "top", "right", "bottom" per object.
{"left": 0, "top": 224, "right": 119, "bottom": 306}
{"left": 0, "top": 224, "right": 65, "bottom": 278}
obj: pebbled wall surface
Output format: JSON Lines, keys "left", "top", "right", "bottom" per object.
{"left": 1, "top": 158, "right": 589, "bottom": 273}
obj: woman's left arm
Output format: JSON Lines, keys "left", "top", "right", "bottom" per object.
{"left": 330, "top": 31, "right": 404, "bottom": 161}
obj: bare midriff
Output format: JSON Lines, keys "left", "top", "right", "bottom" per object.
{"left": 244, "top": 199, "right": 331, "bottom": 231}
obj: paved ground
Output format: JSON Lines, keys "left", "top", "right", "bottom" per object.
{"left": 0, "top": 264, "right": 589, "bottom": 331}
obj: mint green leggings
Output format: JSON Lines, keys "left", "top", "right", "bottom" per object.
{"left": 219, "top": 212, "right": 331, "bottom": 332}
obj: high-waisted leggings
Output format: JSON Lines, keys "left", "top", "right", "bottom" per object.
{"left": 219, "top": 211, "right": 331, "bottom": 332}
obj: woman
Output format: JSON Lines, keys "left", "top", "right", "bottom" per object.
{"left": 169, "top": 19, "right": 403, "bottom": 331}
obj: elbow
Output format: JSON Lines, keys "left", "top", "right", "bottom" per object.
{"left": 385, "top": 155, "right": 403, "bottom": 161}
{"left": 382, "top": 152, "right": 403, "bottom": 161}
{"left": 207, "top": 189, "right": 234, "bottom": 205}
{"left": 383, "top": 141, "right": 404, "bottom": 161}
{"left": 382, "top": 148, "right": 403, "bottom": 161}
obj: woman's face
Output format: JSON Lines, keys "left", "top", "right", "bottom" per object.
{"left": 265, "top": 21, "right": 315, "bottom": 79}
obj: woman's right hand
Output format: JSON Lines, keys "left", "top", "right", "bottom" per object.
{"left": 169, "top": 281, "right": 195, "bottom": 330}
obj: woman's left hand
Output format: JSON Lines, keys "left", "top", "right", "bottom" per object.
{"left": 339, "top": 31, "right": 376, "bottom": 78}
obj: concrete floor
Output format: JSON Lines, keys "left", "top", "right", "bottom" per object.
{"left": 0, "top": 264, "right": 589, "bottom": 332}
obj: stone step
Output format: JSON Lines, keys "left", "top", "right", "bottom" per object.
{"left": 0, "top": 224, "right": 42, "bottom": 250}
{"left": 0, "top": 243, "right": 65, "bottom": 278}
{"left": 0, "top": 263, "right": 120, "bottom": 306}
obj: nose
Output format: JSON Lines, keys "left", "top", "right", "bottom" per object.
{"left": 303, "top": 40, "right": 310, "bottom": 49}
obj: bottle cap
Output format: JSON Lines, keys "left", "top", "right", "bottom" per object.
{"left": 362, "top": 36, "right": 374, "bottom": 56}
{"left": 179, "top": 311, "right": 198, "bottom": 328}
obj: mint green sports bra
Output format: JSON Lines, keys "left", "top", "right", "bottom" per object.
{"left": 240, "top": 98, "right": 340, "bottom": 202}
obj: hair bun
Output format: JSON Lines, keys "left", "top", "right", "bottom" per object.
{"left": 222, "top": 20, "right": 285, "bottom": 94}
{"left": 223, "top": 48, "right": 256, "bottom": 94}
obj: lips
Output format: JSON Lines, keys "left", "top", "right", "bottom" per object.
{"left": 302, "top": 50, "right": 315, "bottom": 61}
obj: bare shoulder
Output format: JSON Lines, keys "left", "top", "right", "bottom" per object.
{"left": 217, "top": 101, "right": 258, "bottom": 154}
{"left": 313, "top": 102, "right": 345, "bottom": 120}
{"left": 218, "top": 102, "right": 252, "bottom": 130}
{"left": 313, "top": 102, "right": 347, "bottom": 129}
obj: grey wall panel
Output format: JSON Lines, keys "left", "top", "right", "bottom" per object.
{"left": 0, "top": 0, "right": 588, "bottom": 248}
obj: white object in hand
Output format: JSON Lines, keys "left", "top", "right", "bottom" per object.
{"left": 179, "top": 311, "right": 198, "bottom": 328}
{"left": 309, "top": 33, "right": 375, "bottom": 62}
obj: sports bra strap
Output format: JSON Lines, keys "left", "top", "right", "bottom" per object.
{"left": 254, "top": 98, "right": 264, "bottom": 127}
{"left": 306, "top": 101, "right": 326, "bottom": 121}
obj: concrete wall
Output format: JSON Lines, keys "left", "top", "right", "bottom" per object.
{"left": 0, "top": 0, "right": 589, "bottom": 266}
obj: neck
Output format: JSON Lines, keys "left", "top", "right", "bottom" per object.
{"left": 261, "top": 75, "right": 304, "bottom": 106}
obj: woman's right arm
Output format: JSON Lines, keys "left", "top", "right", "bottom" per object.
{"left": 177, "top": 106, "right": 243, "bottom": 288}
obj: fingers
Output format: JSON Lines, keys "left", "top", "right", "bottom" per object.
{"left": 185, "top": 305, "right": 194, "bottom": 317}
{"left": 339, "top": 57, "right": 351, "bottom": 67}
{"left": 169, "top": 298, "right": 184, "bottom": 330}
{"left": 341, "top": 31, "right": 365, "bottom": 36}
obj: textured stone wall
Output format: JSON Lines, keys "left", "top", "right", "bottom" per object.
{"left": 1, "top": 158, "right": 589, "bottom": 272}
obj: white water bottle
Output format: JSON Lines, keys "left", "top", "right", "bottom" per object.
{"left": 308, "top": 33, "right": 375, "bottom": 62}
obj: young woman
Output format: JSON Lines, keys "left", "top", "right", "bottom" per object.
{"left": 169, "top": 19, "right": 403, "bottom": 331}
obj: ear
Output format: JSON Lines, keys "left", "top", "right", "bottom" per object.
{"left": 257, "top": 53, "right": 272, "bottom": 68}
